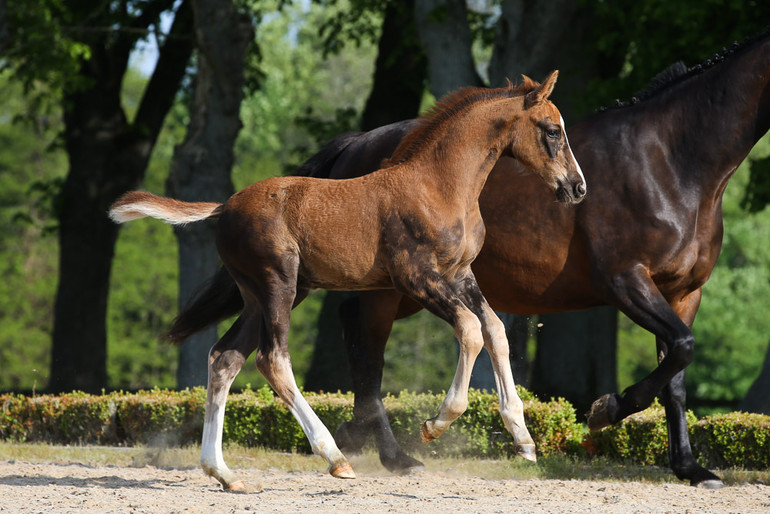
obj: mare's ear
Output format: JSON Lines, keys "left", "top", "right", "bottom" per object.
{"left": 524, "top": 70, "right": 559, "bottom": 109}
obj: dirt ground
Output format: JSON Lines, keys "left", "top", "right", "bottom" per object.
{"left": 1, "top": 458, "right": 769, "bottom": 513}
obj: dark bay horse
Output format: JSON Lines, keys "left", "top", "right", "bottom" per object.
{"left": 169, "top": 32, "right": 770, "bottom": 488}
{"left": 110, "top": 72, "right": 586, "bottom": 491}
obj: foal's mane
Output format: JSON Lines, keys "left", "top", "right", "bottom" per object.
{"left": 384, "top": 77, "right": 539, "bottom": 167}
{"left": 603, "top": 28, "right": 770, "bottom": 111}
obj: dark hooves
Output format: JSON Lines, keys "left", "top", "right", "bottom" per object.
{"left": 334, "top": 421, "right": 368, "bottom": 455}
{"left": 695, "top": 479, "right": 724, "bottom": 490}
{"left": 691, "top": 467, "right": 724, "bottom": 489}
{"left": 586, "top": 393, "right": 621, "bottom": 432}
{"left": 382, "top": 451, "right": 425, "bottom": 475}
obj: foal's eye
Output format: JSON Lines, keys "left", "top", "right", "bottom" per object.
{"left": 546, "top": 127, "right": 560, "bottom": 139}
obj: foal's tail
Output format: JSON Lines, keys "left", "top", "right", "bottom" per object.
{"left": 109, "top": 191, "right": 223, "bottom": 225}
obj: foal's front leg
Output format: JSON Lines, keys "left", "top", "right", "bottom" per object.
{"left": 454, "top": 273, "right": 536, "bottom": 461}
{"left": 395, "top": 273, "right": 486, "bottom": 442}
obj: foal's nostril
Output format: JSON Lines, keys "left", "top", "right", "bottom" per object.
{"left": 574, "top": 182, "right": 586, "bottom": 198}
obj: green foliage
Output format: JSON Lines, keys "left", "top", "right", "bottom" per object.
{"left": 585, "top": 400, "right": 689, "bottom": 467}
{"left": 582, "top": 0, "right": 770, "bottom": 111}
{"left": 5, "top": 389, "right": 769, "bottom": 470}
{"left": 691, "top": 412, "right": 770, "bottom": 469}
{"left": 587, "top": 400, "right": 770, "bottom": 471}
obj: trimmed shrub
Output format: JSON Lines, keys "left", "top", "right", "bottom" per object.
{"left": 691, "top": 411, "right": 770, "bottom": 469}
{"left": 583, "top": 400, "right": 696, "bottom": 467}
{"left": 2, "top": 388, "right": 768, "bottom": 470}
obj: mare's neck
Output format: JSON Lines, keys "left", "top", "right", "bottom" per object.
{"left": 645, "top": 36, "right": 770, "bottom": 194}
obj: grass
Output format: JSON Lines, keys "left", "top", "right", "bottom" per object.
{"left": 1, "top": 442, "right": 767, "bottom": 486}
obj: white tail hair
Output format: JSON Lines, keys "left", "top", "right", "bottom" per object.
{"left": 109, "top": 191, "right": 223, "bottom": 226}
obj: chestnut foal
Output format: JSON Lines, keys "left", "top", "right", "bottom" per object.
{"left": 109, "top": 71, "right": 585, "bottom": 490}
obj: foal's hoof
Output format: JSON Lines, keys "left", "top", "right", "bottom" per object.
{"left": 516, "top": 444, "right": 537, "bottom": 463}
{"left": 225, "top": 480, "right": 248, "bottom": 493}
{"left": 586, "top": 393, "right": 620, "bottom": 432}
{"left": 421, "top": 421, "right": 438, "bottom": 443}
{"left": 330, "top": 461, "right": 356, "bottom": 479}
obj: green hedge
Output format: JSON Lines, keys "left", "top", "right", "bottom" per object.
{"left": 584, "top": 400, "right": 770, "bottom": 470}
{"left": 2, "top": 388, "right": 768, "bottom": 469}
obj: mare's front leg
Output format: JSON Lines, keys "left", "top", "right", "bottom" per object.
{"left": 454, "top": 272, "right": 536, "bottom": 461}
{"left": 587, "top": 268, "right": 722, "bottom": 488}
{"left": 336, "top": 290, "right": 425, "bottom": 474}
{"left": 200, "top": 316, "right": 256, "bottom": 491}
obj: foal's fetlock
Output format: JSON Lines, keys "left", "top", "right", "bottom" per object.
{"left": 515, "top": 443, "right": 537, "bottom": 462}
{"left": 420, "top": 418, "right": 445, "bottom": 443}
{"left": 202, "top": 464, "right": 248, "bottom": 493}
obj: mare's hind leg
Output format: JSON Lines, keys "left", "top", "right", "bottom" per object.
{"left": 200, "top": 316, "right": 257, "bottom": 491}
{"left": 245, "top": 266, "right": 354, "bottom": 479}
{"left": 587, "top": 271, "right": 722, "bottom": 488}
{"left": 336, "top": 291, "right": 425, "bottom": 474}
{"left": 454, "top": 272, "right": 536, "bottom": 462}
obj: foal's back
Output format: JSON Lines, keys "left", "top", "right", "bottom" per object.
{"left": 217, "top": 169, "right": 420, "bottom": 291}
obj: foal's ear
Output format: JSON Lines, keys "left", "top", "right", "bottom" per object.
{"left": 524, "top": 70, "right": 559, "bottom": 109}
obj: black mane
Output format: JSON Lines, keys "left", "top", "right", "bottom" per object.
{"left": 601, "top": 28, "right": 770, "bottom": 111}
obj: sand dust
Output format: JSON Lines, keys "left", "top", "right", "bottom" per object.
{"left": 1, "top": 458, "right": 768, "bottom": 513}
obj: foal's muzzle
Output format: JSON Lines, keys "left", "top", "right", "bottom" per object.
{"left": 556, "top": 179, "right": 587, "bottom": 205}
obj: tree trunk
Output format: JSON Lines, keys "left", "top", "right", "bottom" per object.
{"left": 531, "top": 307, "right": 618, "bottom": 416}
{"left": 488, "top": 0, "right": 592, "bottom": 119}
{"left": 739, "top": 340, "right": 770, "bottom": 414}
{"left": 414, "top": 0, "right": 483, "bottom": 97}
{"left": 361, "top": 0, "right": 426, "bottom": 131}
{"left": 168, "top": 0, "right": 252, "bottom": 389}
{"left": 48, "top": 1, "right": 194, "bottom": 393}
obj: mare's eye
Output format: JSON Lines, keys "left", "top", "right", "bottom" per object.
{"left": 546, "top": 127, "right": 560, "bottom": 139}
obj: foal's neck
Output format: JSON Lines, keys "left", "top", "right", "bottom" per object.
{"left": 416, "top": 98, "right": 519, "bottom": 206}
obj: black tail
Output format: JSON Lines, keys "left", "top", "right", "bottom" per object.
{"left": 167, "top": 266, "right": 243, "bottom": 344}
{"left": 167, "top": 132, "right": 363, "bottom": 343}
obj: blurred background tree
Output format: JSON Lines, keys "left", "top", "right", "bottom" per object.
{"left": 0, "top": 0, "right": 768, "bottom": 416}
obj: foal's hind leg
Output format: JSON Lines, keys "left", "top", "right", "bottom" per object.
{"left": 454, "top": 272, "right": 536, "bottom": 462}
{"left": 247, "top": 268, "right": 354, "bottom": 479}
{"left": 200, "top": 316, "right": 257, "bottom": 491}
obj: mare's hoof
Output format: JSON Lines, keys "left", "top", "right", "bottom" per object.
{"left": 586, "top": 393, "right": 620, "bottom": 432}
{"left": 516, "top": 444, "right": 537, "bottom": 463}
{"left": 334, "top": 421, "right": 368, "bottom": 455}
{"left": 382, "top": 452, "right": 425, "bottom": 475}
{"left": 695, "top": 479, "right": 724, "bottom": 490}
{"left": 421, "top": 421, "right": 437, "bottom": 443}
{"left": 330, "top": 461, "right": 356, "bottom": 479}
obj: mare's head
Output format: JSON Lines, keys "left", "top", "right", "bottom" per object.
{"left": 505, "top": 71, "right": 586, "bottom": 204}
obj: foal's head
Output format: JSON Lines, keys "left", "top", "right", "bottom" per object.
{"left": 505, "top": 71, "right": 586, "bottom": 204}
